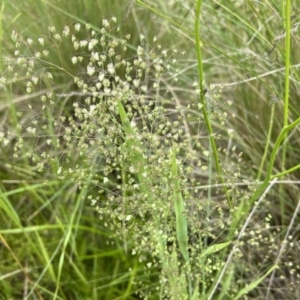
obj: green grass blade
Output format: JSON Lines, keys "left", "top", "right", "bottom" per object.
{"left": 233, "top": 265, "right": 276, "bottom": 300}
{"left": 170, "top": 146, "right": 189, "bottom": 263}
{"left": 198, "top": 242, "right": 231, "bottom": 259}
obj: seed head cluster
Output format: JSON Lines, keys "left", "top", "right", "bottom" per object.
{"left": 1, "top": 16, "right": 300, "bottom": 299}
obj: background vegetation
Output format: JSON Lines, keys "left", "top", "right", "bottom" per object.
{"left": 1, "top": 0, "right": 300, "bottom": 299}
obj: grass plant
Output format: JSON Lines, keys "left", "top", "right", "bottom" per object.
{"left": 1, "top": 0, "right": 300, "bottom": 299}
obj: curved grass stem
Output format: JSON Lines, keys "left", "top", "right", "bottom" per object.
{"left": 235, "top": 116, "right": 300, "bottom": 227}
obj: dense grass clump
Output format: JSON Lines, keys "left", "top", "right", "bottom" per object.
{"left": 1, "top": 1, "right": 300, "bottom": 299}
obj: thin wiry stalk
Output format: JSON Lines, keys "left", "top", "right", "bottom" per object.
{"left": 234, "top": 116, "right": 300, "bottom": 228}
{"left": 271, "top": 164, "right": 300, "bottom": 179}
{"left": 266, "top": 198, "right": 300, "bottom": 299}
{"left": 195, "top": 0, "right": 232, "bottom": 209}
{"left": 280, "top": 0, "right": 291, "bottom": 222}
{"left": 208, "top": 178, "right": 278, "bottom": 300}
{"left": 257, "top": 101, "right": 276, "bottom": 181}
{"left": 136, "top": 0, "right": 191, "bottom": 36}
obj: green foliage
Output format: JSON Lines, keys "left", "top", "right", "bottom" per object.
{"left": 1, "top": 0, "right": 300, "bottom": 299}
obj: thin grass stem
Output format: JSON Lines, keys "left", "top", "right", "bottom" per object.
{"left": 279, "top": 0, "right": 291, "bottom": 223}
{"left": 195, "top": 0, "right": 232, "bottom": 209}
{"left": 257, "top": 101, "right": 275, "bottom": 181}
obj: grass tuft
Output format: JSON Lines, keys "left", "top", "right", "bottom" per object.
{"left": 1, "top": 1, "right": 300, "bottom": 299}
